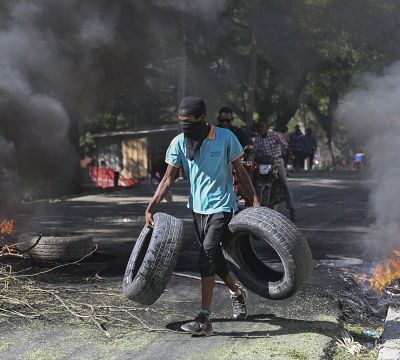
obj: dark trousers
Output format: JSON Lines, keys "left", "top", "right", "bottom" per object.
{"left": 192, "top": 212, "right": 232, "bottom": 278}
{"left": 277, "top": 165, "right": 295, "bottom": 209}
{"left": 304, "top": 153, "right": 315, "bottom": 169}
{"left": 294, "top": 151, "right": 304, "bottom": 169}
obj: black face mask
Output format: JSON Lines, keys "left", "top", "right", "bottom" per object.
{"left": 180, "top": 120, "right": 208, "bottom": 160}
{"left": 180, "top": 120, "right": 206, "bottom": 140}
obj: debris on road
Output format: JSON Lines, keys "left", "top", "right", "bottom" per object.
{"left": 335, "top": 329, "right": 364, "bottom": 355}
{"left": 0, "top": 251, "right": 172, "bottom": 338}
{"left": 339, "top": 268, "right": 400, "bottom": 324}
{"left": 362, "top": 329, "right": 380, "bottom": 338}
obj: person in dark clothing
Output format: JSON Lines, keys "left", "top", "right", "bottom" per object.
{"left": 290, "top": 125, "right": 304, "bottom": 170}
{"left": 302, "top": 127, "right": 317, "bottom": 171}
{"left": 217, "top": 107, "right": 252, "bottom": 148}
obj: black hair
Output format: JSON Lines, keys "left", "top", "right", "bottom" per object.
{"left": 256, "top": 121, "right": 268, "bottom": 130}
{"left": 178, "top": 96, "right": 206, "bottom": 118}
{"left": 218, "top": 107, "right": 233, "bottom": 116}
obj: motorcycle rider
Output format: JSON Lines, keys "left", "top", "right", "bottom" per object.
{"left": 254, "top": 121, "right": 296, "bottom": 221}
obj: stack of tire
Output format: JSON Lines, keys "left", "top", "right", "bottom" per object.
{"left": 123, "top": 208, "right": 312, "bottom": 305}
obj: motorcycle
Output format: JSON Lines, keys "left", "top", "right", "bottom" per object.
{"left": 240, "top": 147, "right": 285, "bottom": 209}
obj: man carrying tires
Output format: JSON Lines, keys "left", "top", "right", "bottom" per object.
{"left": 145, "top": 96, "right": 260, "bottom": 336}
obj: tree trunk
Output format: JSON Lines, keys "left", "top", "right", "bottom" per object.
{"left": 327, "top": 94, "right": 338, "bottom": 169}
{"left": 247, "top": 30, "right": 257, "bottom": 128}
{"left": 326, "top": 128, "right": 336, "bottom": 169}
{"left": 307, "top": 93, "right": 338, "bottom": 169}
{"left": 177, "top": 20, "right": 186, "bottom": 104}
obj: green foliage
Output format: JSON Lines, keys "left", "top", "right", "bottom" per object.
{"left": 80, "top": 0, "right": 400, "bottom": 146}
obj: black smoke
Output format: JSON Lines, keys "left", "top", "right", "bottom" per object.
{"left": 0, "top": 0, "right": 115, "bottom": 205}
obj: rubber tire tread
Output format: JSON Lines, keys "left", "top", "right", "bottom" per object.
{"left": 122, "top": 212, "right": 184, "bottom": 305}
{"left": 19, "top": 234, "right": 94, "bottom": 262}
{"left": 223, "top": 207, "right": 313, "bottom": 300}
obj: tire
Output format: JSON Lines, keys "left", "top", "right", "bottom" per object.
{"left": 18, "top": 233, "right": 94, "bottom": 262}
{"left": 223, "top": 207, "right": 313, "bottom": 300}
{"left": 122, "top": 212, "right": 184, "bottom": 305}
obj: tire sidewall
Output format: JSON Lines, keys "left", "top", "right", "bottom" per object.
{"left": 225, "top": 207, "right": 312, "bottom": 300}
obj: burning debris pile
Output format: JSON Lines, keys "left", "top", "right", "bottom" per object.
{"left": 0, "top": 219, "right": 42, "bottom": 257}
{"left": 364, "top": 250, "right": 400, "bottom": 295}
{"left": 339, "top": 253, "right": 400, "bottom": 325}
{"left": 0, "top": 219, "right": 18, "bottom": 256}
{"left": 0, "top": 220, "right": 15, "bottom": 235}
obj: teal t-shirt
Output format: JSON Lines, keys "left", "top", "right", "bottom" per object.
{"left": 165, "top": 125, "right": 244, "bottom": 214}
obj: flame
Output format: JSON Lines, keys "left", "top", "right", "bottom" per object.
{"left": 0, "top": 220, "right": 15, "bottom": 235}
{"left": 370, "top": 250, "right": 400, "bottom": 293}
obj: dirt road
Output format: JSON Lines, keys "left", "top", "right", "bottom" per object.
{"left": 1, "top": 171, "right": 372, "bottom": 359}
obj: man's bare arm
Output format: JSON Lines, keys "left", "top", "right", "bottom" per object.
{"left": 232, "top": 158, "right": 260, "bottom": 207}
{"left": 145, "top": 165, "right": 178, "bottom": 227}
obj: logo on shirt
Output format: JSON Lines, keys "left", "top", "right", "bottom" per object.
{"left": 210, "top": 150, "right": 222, "bottom": 158}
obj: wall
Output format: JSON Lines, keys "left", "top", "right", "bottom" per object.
{"left": 121, "top": 137, "right": 148, "bottom": 179}
{"left": 95, "top": 138, "right": 122, "bottom": 171}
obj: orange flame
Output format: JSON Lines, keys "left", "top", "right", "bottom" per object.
{"left": 370, "top": 250, "right": 400, "bottom": 293}
{"left": 0, "top": 220, "right": 15, "bottom": 235}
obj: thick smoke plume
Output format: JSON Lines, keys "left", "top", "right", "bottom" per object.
{"left": 0, "top": 1, "right": 114, "bottom": 207}
{"left": 337, "top": 61, "right": 400, "bottom": 255}
{"left": 0, "top": 0, "right": 231, "bottom": 208}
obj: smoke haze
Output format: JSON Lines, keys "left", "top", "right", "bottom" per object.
{"left": 0, "top": 0, "right": 232, "bottom": 209}
{"left": 337, "top": 61, "right": 400, "bottom": 255}
{"left": 0, "top": 1, "right": 114, "bottom": 206}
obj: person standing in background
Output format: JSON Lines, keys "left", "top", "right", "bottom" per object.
{"left": 302, "top": 127, "right": 317, "bottom": 171}
{"left": 216, "top": 107, "right": 252, "bottom": 148}
{"left": 290, "top": 125, "right": 304, "bottom": 171}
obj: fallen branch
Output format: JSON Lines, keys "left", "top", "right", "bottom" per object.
{"left": 0, "top": 252, "right": 181, "bottom": 338}
{"left": 173, "top": 272, "right": 225, "bottom": 285}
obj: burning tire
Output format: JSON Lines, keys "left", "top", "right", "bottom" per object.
{"left": 223, "top": 207, "right": 313, "bottom": 300}
{"left": 19, "top": 233, "right": 94, "bottom": 262}
{"left": 123, "top": 212, "right": 183, "bottom": 305}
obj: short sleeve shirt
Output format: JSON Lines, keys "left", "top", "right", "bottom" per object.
{"left": 165, "top": 125, "right": 243, "bottom": 214}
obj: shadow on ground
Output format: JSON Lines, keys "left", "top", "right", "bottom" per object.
{"left": 166, "top": 313, "right": 336, "bottom": 339}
